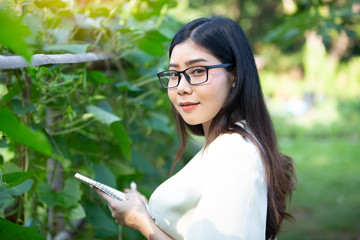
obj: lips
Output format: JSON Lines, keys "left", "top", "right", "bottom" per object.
{"left": 179, "top": 102, "right": 199, "bottom": 111}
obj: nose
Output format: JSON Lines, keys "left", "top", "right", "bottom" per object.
{"left": 177, "top": 73, "right": 193, "bottom": 95}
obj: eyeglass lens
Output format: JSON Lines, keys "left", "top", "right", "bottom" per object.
{"left": 159, "top": 66, "right": 208, "bottom": 88}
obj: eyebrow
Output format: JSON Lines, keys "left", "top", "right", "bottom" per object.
{"left": 169, "top": 58, "right": 209, "bottom": 68}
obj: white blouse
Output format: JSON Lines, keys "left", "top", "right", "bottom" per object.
{"left": 148, "top": 132, "right": 268, "bottom": 240}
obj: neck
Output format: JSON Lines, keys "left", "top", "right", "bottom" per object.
{"left": 202, "top": 122, "right": 216, "bottom": 145}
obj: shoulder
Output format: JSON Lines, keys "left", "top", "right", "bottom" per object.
{"left": 203, "top": 132, "right": 262, "bottom": 170}
{"left": 208, "top": 133, "right": 259, "bottom": 158}
{"left": 212, "top": 132, "right": 247, "bottom": 146}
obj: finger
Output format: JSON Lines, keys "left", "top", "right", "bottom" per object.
{"left": 92, "top": 185, "right": 115, "bottom": 203}
{"left": 124, "top": 193, "right": 132, "bottom": 201}
{"left": 138, "top": 193, "right": 149, "bottom": 204}
{"left": 130, "top": 181, "right": 137, "bottom": 193}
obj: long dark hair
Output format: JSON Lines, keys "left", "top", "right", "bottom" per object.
{"left": 168, "top": 17, "right": 296, "bottom": 239}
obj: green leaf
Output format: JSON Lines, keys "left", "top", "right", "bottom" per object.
{"left": 12, "top": 100, "right": 36, "bottom": 115}
{"left": 136, "top": 30, "right": 168, "bottom": 56}
{"left": 68, "top": 204, "right": 86, "bottom": 221}
{"left": 0, "top": 107, "right": 52, "bottom": 156}
{"left": 6, "top": 179, "right": 33, "bottom": 197}
{"left": 87, "top": 71, "right": 112, "bottom": 84}
{"left": 45, "top": 16, "right": 61, "bottom": 29}
{"left": 111, "top": 121, "right": 131, "bottom": 160}
{"left": 115, "top": 26, "right": 133, "bottom": 34}
{"left": 0, "top": 192, "right": 15, "bottom": 209}
{"left": 94, "top": 164, "right": 116, "bottom": 188}
{"left": 66, "top": 133, "right": 99, "bottom": 154}
{"left": 60, "top": 179, "right": 82, "bottom": 208}
{"left": 145, "top": 30, "right": 169, "bottom": 43}
{"left": 51, "top": 135, "right": 72, "bottom": 168}
{"left": 2, "top": 171, "right": 36, "bottom": 188}
{"left": 89, "top": 7, "right": 110, "bottom": 18}
{"left": 111, "top": 161, "right": 136, "bottom": 176}
{"left": 144, "top": 113, "right": 173, "bottom": 135}
{"left": 122, "top": 49, "right": 153, "bottom": 64}
{"left": 83, "top": 201, "right": 118, "bottom": 238}
{"left": 34, "top": 0, "right": 67, "bottom": 8}
{"left": 0, "top": 8, "right": 32, "bottom": 61}
{"left": 37, "top": 183, "right": 58, "bottom": 207}
{"left": 2, "top": 82, "right": 21, "bottom": 103}
{"left": 38, "top": 179, "right": 82, "bottom": 208}
{"left": 42, "top": 44, "right": 90, "bottom": 54}
{"left": 0, "top": 217, "right": 45, "bottom": 240}
{"left": 115, "top": 82, "right": 142, "bottom": 92}
{"left": 57, "top": 8, "right": 72, "bottom": 17}
{"left": 131, "top": 151, "right": 155, "bottom": 174}
{"left": 2, "top": 162, "right": 22, "bottom": 173}
{"left": 137, "top": 38, "right": 165, "bottom": 56}
{"left": 86, "top": 105, "right": 121, "bottom": 125}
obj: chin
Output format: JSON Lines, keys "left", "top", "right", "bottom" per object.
{"left": 184, "top": 120, "right": 201, "bottom": 126}
{"left": 182, "top": 118, "right": 202, "bottom": 126}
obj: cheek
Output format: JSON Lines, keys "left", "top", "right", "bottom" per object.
{"left": 206, "top": 79, "right": 232, "bottom": 109}
{"left": 167, "top": 90, "right": 176, "bottom": 106}
{"left": 208, "top": 73, "right": 232, "bottom": 95}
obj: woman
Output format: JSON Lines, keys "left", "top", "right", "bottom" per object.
{"left": 93, "top": 16, "right": 296, "bottom": 240}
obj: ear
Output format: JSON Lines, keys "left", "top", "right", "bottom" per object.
{"left": 231, "top": 71, "right": 236, "bottom": 88}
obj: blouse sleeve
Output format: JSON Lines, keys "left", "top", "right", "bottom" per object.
{"left": 185, "top": 134, "right": 268, "bottom": 240}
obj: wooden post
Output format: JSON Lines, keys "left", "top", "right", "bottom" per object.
{"left": 45, "top": 108, "right": 64, "bottom": 240}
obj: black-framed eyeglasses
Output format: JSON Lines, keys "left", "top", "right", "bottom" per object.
{"left": 157, "top": 63, "right": 234, "bottom": 89}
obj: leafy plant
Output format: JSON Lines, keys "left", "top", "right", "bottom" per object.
{"left": 0, "top": 0, "right": 181, "bottom": 239}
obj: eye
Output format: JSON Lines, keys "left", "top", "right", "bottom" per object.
{"left": 189, "top": 67, "right": 206, "bottom": 77}
{"left": 169, "top": 71, "right": 179, "bottom": 80}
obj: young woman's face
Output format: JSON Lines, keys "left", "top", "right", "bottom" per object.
{"left": 168, "top": 40, "right": 234, "bottom": 134}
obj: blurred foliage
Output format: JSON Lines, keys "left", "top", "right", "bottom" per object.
{"left": 0, "top": 5, "right": 33, "bottom": 60}
{"left": 171, "top": 0, "right": 360, "bottom": 139}
{"left": 0, "top": 0, "right": 359, "bottom": 239}
{"left": 264, "top": 0, "right": 359, "bottom": 49}
{"left": 0, "top": 0, "right": 181, "bottom": 239}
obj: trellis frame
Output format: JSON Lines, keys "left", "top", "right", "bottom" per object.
{"left": 0, "top": 53, "right": 108, "bottom": 70}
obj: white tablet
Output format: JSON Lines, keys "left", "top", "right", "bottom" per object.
{"left": 75, "top": 173, "right": 126, "bottom": 201}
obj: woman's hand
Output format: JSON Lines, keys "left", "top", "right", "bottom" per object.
{"left": 91, "top": 186, "right": 150, "bottom": 229}
{"left": 91, "top": 186, "right": 173, "bottom": 240}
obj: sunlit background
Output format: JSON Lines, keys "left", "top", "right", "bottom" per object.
{"left": 173, "top": 1, "right": 360, "bottom": 239}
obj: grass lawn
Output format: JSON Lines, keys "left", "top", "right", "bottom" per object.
{"left": 278, "top": 138, "right": 360, "bottom": 240}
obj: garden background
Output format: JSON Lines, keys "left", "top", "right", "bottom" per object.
{"left": 0, "top": 0, "right": 359, "bottom": 239}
